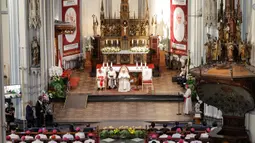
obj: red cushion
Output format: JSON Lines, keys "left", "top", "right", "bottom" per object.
{"left": 143, "top": 80, "right": 152, "bottom": 83}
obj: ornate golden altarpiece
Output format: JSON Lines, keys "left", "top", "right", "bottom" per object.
{"left": 99, "top": 0, "right": 150, "bottom": 64}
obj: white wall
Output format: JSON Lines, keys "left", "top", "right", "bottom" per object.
{"left": 1, "top": 14, "right": 10, "bottom": 80}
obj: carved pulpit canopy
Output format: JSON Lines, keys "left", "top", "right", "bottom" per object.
{"left": 197, "top": 83, "right": 254, "bottom": 117}
{"left": 55, "top": 20, "right": 76, "bottom": 36}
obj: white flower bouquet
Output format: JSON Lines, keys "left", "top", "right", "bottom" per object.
{"left": 49, "top": 66, "right": 63, "bottom": 77}
{"left": 130, "top": 46, "right": 149, "bottom": 53}
{"left": 101, "top": 47, "right": 121, "bottom": 53}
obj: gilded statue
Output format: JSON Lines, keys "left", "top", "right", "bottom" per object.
{"left": 212, "top": 39, "right": 221, "bottom": 61}
{"left": 204, "top": 42, "right": 212, "bottom": 63}
{"left": 218, "top": 22, "right": 224, "bottom": 40}
{"left": 239, "top": 41, "right": 245, "bottom": 61}
{"left": 236, "top": 24, "right": 241, "bottom": 42}
{"left": 224, "top": 25, "right": 230, "bottom": 42}
{"left": 227, "top": 41, "right": 234, "bottom": 62}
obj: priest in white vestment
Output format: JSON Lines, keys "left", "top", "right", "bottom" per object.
{"left": 107, "top": 67, "right": 117, "bottom": 89}
{"left": 183, "top": 85, "right": 192, "bottom": 115}
{"left": 118, "top": 66, "right": 131, "bottom": 92}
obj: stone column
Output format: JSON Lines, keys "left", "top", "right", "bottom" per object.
{"left": 189, "top": 0, "right": 204, "bottom": 67}
{"left": 0, "top": 0, "right": 7, "bottom": 141}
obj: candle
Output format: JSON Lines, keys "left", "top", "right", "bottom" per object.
{"left": 107, "top": 62, "right": 109, "bottom": 67}
{"left": 132, "top": 40, "right": 134, "bottom": 44}
{"left": 140, "top": 62, "right": 142, "bottom": 67}
{"left": 106, "top": 40, "right": 107, "bottom": 44}
{"left": 145, "top": 62, "right": 147, "bottom": 67}
{"left": 102, "top": 62, "right": 105, "bottom": 68}
{"left": 136, "top": 61, "right": 138, "bottom": 68}
{"left": 111, "top": 62, "right": 113, "bottom": 67}
{"left": 111, "top": 40, "right": 113, "bottom": 44}
{"left": 117, "top": 40, "right": 119, "bottom": 44}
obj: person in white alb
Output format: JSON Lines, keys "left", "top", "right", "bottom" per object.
{"left": 172, "top": 128, "right": 182, "bottom": 138}
{"left": 32, "top": 136, "right": 44, "bottom": 143}
{"left": 107, "top": 67, "right": 117, "bottom": 89}
{"left": 35, "top": 129, "right": 48, "bottom": 139}
{"left": 84, "top": 133, "right": 95, "bottom": 143}
{"left": 173, "top": 8, "right": 185, "bottom": 42}
{"left": 8, "top": 130, "right": 20, "bottom": 140}
{"left": 63, "top": 132, "right": 74, "bottom": 140}
{"left": 200, "top": 128, "right": 210, "bottom": 138}
{"left": 183, "top": 84, "right": 192, "bottom": 115}
{"left": 6, "top": 136, "right": 12, "bottom": 143}
{"left": 185, "top": 128, "right": 196, "bottom": 139}
{"left": 190, "top": 135, "right": 202, "bottom": 143}
{"left": 75, "top": 127, "right": 85, "bottom": 139}
{"left": 19, "top": 136, "right": 26, "bottom": 143}
{"left": 50, "top": 129, "right": 61, "bottom": 139}
{"left": 25, "top": 130, "right": 34, "bottom": 140}
{"left": 73, "top": 136, "right": 82, "bottom": 143}
{"left": 118, "top": 66, "right": 131, "bottom": 92}
{"left": 148, "top": 134, "right": 160, "bottom": 143}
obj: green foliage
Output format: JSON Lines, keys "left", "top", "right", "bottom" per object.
{"left": 135, "top": 130, "right": 146, "bottom": 138}
{"left": 119, "top": 130, "right": 131, "bottom": 139}
{"left": 48, "top": 76, "right": 65, "bottom": 98}
{"left": 100, "top": 130, "right": 109, "bottom": 139}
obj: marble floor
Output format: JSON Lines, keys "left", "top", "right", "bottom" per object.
{"left": 69, "top": 67, "right": 184, "bottom": 95}
{"left": 53, "top": 102, "right": 191, "bottom": 127}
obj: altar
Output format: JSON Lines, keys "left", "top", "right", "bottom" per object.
{"left": 96, "top": 63, "right": 154, "bottom": 72}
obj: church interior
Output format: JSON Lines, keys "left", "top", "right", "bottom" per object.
{"left": 1, "top": 0, "right": 255, "bottom": 142}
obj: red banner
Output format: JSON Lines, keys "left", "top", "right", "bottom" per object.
{"left": 62, "top": 0, "right": 80, "bottom": 57}
{"left": 170, "top": 0, "right": 188, "bottom": 56}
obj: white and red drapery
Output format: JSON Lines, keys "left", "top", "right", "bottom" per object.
{"left": 170, "top": 0, "right": 188, "bottom": 56}
{"left": 62, "top": 0, "right": 81, "bottom": 58}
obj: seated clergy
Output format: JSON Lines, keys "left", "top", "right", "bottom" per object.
{"left": 73, "top": 136, "right": 82, "bottom": 143}
{"left": 25, "top": 130, "right": 34, "bottom": 140}
{"left": 50, "top": 129, "right": 61, "bottom": 139}
{"left": 148, "top": 134, "right": 160, "bottom": 143}
{"left": 185, "top": 128, "right": 196, "bottom": 139}
{"left": 118, "top": 65, "right": 131, "bottom": 92}
{"left": 48, "top": 135, "right": 57, "bottom": 143}
{"left": 190, "top": 135, "right": 202, "bottom": 143}
{"left": 107, "top": 67, "right": 117, "bottom": 89}
{"left": 75, "top": 127, "right": 85, "bottom": 139}
{"left": 6, "top": 136, "right": 12, "bottom": 143}
{"left": 172, "top": 128, "right": 182, "bottom": 138}
{"left": 84, "top": 133, "right": 95, "bottom": 143}
{"left": 35, "top": 129, "right": 48, "bottom": 139}
{"left": 19, "top": 136, "right": 26, "bottom": 143}
{"left": 32, "top": 136, "right": 43, "bottom": 143}
{"left": 8, "top": 130, "right": 20, "bottom": 140}
{"left": 97, "top": 69, "right": 106, "bottom": 90}
{"left": 63, "top": 132, "right": 74, "bottom": 140}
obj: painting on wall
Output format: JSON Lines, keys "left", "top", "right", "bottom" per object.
{"left": 170, "top": 0, "right": 188, "bottom": 56}
{"left": 62, "top": 0, "right": 81, "bottom": 57}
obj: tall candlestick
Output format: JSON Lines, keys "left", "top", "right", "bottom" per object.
{"left": 145, "top": 62, "right": 147, "bottom": 67}
{"left": 107, "top": 62, "right": 109, "bottom": 67}
{"left": 117, "top": 40, "right": 119, "bottom": 44}
{"left": 140, "top": 62, "right": 142, "bottom": 67}
{"left": 132, "top": 40, "right": 134, "bottom": 44}
{"left": 136, "top": 61, "right": 138, "bottom": 68}
{"left": 111, "top": 62, "right": 113, "bottom": 67}
{"left": 102, "top": 62, "right": 105, "bottom": 68}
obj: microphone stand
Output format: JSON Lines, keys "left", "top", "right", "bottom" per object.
{"left": 176, "top": 92, "right": 182, "bottom": 115}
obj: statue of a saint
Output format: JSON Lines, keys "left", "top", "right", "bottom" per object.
{"left": 204, "top": 41, "right": 212, "bottom": 63}
{"left": 227, "top": 41, "right": 234, "bottom": 62}
{"left": 92, "top": 15, "right": 98, "bottom": 36}
{"left": 122, "top": 21, "right": 128, "bottom": 36}
{"left": 145, "top": 21, "right": 149, "bottom": 36}
{"left": 239, "top": 42, "right": 245, "bottom": 61}
{"left": 31, "top": 36, "right": 40, "bottom": 67}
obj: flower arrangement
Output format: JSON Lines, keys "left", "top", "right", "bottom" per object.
{"left": 48, "top": 66, "right": 65, "bottom": 98}
{"left": 100, "top": 126, "right": 146, "bottom": 139}
{"left": 101, "top": 47, "right": 121, "bottom": 53}
{"left": 49, "top": 66, "right": 63, "bottom": 77}
{"left": 130, "top": 46, "right": 149, "bottom": 53}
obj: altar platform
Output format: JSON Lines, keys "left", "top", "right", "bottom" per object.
{"left": 68, "top": 66, "right": 184, "bottom": 97}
